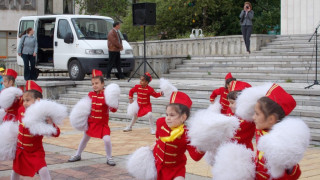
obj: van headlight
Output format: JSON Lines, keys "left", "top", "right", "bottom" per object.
{"left": 125, "top": 49, "right": 133, "bottom": 55}
{"left": 85, "top": 49, "right": 104, "bottom": 55}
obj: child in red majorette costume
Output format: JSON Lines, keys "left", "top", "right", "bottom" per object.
{"left": 0, "top": 80, "right": 67, "bottom": 179}
{"left": 124, "top": 72, "right": 163, "bottom": 134}
{"left": 212, "top": 83, "right": 310, "bottom": 180}
{"left": 127, "top": 91, "right": 205, "bottom": 180}
{"left": 209, "top": 72, "right": 236, "bottom": 114}
{"left": 0, "top": 69, "right": 23, "bottom": 122}
{"left": 227, "top": 80, "right": 255, "bottom": 150}
{"left": 68, "top": 69, "right": 120, "bottom": 166}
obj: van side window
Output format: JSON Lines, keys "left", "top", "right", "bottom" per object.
{"left": 19, "top": 20, "right": 34, "bottom": 35}
{"left": 58, "top": 19, "right": 72, "bottom": 39}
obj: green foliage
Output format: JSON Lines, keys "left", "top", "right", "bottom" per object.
{"left": 75, "top": 0, "right": 130, "bottom": 22}
{"left": 75, "top": 0, "right": 281, "bottom": 41}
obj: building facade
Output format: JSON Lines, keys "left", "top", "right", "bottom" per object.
{"left": 281, "top": 0, "right": 320, "bottom": 35}
{"left": 0, "top": 0, "right": 79, "bottom": 58}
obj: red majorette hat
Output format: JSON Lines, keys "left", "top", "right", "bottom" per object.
{"left": 4, "top": 69, "right": 18, "bottom": 79}
{"left": 26, "top": 80, "right": 42, "bottom": 93}
{"left": 265, "top": 84, "right": 296, "bottom": 116}
{"left": 145, "top": 72, "right": 152, "bottom": 82}
{"left": 92, "top": 69, "right": 103, "bottom": 77}
{"left": 225, "top": 72, "right": 233, "bottom": 80}
{"left": 229, "top": 80, "right": 252, "bottom": 92}
{"left": 170, "top": 91, "right": 192, "bottom": 109}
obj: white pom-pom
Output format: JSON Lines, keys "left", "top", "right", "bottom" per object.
{"left": 235, "top": 83, "right": 273, "bottom": 121}
{"left": 257, "top": 117, "right": 310, "bottom": 178}
{"left": 0, "top": 108, "right": 5, "bottom": 123}
{"left": 105, "top": 83, "right": 120, "bottom": 109}
{"left": 204, "top": 150, "right": 217, "bottom": 166}
{"left": 207, "top": 97, "right": 221, "bottom": 113}
{"left": 0, "top": 87, "right": 23, "bottom": 109}
{"left": 212, "top": 142, "right": 255, "bottom": 180}
{"left": 188, "top": 108, "right": 239, "bottom": 152}
{"left": 127, "top": 100, "right": 139, "bottom": 118}
{"left": 23, "top": 100, "right": 68, "bottom": 136}
{"left": 127, "top": 146, "right": 157, "bottom": 180}
{"left": 0, "top": 121, "right": 18, "bottom": 161}
{"left": 69, "top": 96, "right": 91, "bottom": 131}
{"left": 159, "top": 78, "right": 178, "bottom": 97}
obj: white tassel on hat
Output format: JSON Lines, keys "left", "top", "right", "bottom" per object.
{"left": 212, "top": 142, "right": 255, "bottom": 180}
{"left": 0, "top": 121, "right": 18, "bottom": 161}
{"left": 127, "top": 100, "right": 139, "bottom": 118}
{"left": 257, "top": 117, "right": 310, "bottom": 178}
{"left": 69, "top": 96, "right": 91, "bottom": 131}
{"left": 0, "top": 87, "right": 23, "bottom": 109}
{"left": 188, "top": 107, "right": 239, "bottom": 152}
{"left": 22, "top": 100, "right": 68, "bottom": 136}
{"left": 127, "top": 146, "right": 157, "bottom": 180}
{"left": 159, "top": 78, "right": 178, "bottom": 97}
{"left": 235, "top": 83, "right": 273, "bottom": 121}
{"left": 105, "top": 83, "right": 120, "bottom": 109}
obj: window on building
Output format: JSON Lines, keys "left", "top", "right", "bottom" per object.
{"left": 44, "top": 0, "right": 53, "bottom": 14}
{"left": 58, "top": 19, "right": 72, "bottom": 39}
{"left": 63, "top": 0, "right": 74, "bottom": 14}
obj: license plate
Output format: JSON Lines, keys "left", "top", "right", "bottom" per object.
{"left": 111, "top": 68, "right": 123, "bottom": 73}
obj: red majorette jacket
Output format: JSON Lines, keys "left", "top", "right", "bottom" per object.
{"left": 86, "top": 90, "right": 117, "bottom": 138}
{"left": 255, "top": 129, "right": 301, "bottom": 180}
{"left": 210, "top": 87, "right": 229, "bottom": 114}
{"left": 153, "top": 117, "right": 204, "bottom": 180}
{"left": 13, "top": 106, "right": 60, "bottom": 177}
{"left": 129, "top": 85, "right": 162, "bottom": 117}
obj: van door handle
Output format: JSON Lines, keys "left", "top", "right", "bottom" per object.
{"left": 55, "top": 42, "right": 58, "bottom": 46}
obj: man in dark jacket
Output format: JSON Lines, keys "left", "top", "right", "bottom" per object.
{"left": 106, "top": 22, "right": 124, "bottom": 79}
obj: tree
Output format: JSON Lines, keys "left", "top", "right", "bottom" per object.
{"left": 75, "top": 0, "right": 130, "bottom": 22}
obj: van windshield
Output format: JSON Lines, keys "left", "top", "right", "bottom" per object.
{"left": 71, "top": 18, "right": 114, "bottom": 40}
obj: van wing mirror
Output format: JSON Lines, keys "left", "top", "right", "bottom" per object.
{"left": 64, "top": 32, "right": 74, "bottom": 44}
{"left": 123, "top": 33, "right": 128, "bottom": 41}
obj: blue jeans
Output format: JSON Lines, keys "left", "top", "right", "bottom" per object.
{"left": 22, "top": 54, "right": 36, "bottom": 80}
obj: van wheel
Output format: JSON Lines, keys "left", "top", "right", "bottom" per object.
{"left": 68, "top": 60, "right": 85, "bottom": 80}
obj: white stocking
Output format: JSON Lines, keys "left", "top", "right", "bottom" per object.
{"left": 10, "top": 171, "right": 20, "bottom": 180}
{"left": 76, "top": 133, "right": 91, "bottom": 156}
{"left": 147, "top": 112, "right": 155, "bottom": 130}
{"left": 128, "top": 115, "right": 138, "bottom": 128}
{"left": 103, "top": 135, "right": 112, "bottom": 158}
{"left": 38, "top": 167, "right": 51, "bottom": 180}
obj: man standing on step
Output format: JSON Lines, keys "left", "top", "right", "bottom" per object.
{"left": 240, "top": 2, "right": 254, "bottom": 54}
{"left": 107, "top": 22, "right": 125, "bottom": 80}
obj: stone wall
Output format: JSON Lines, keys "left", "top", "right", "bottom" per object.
{"left": 281, "top": 0, "right": 320, "bottom": 35}
{"left": 129, "top": 34, "right": 275, "bottom": 57}
{"left": 129, "top": 56, "right": 185, "bottom": 78}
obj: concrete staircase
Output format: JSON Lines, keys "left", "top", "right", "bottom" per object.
{"left": 163, "top": 34, "right": 319, "bottom": 83}
{"left": 56, "top": 34, "right": 320, "bottom": 144}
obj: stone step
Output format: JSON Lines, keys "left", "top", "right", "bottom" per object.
{"left": 259, "top": 47, "right": 315, "bottom": 52}
{"left": 176, "top": 63, "right": 313, "bottom": 68}
{"left": 161, "top": 74, "right": 313, "bottom": 83}
{"left": 252, "top": 52, "right": 316, "bottom": 56}
{"left": 190, "top": 57, "right": 314, "bottom": 61}
{"left": 171, "top": 68, "right": 316, "bottom": 75}
{"left": 263, "top": 44, "right": 316, "bottom": 49}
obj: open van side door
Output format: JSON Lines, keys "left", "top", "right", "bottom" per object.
{"left": 53, "top": 18, "right": 75, "bottom": 70}
{"left": 17, "top": 19, "right": 36, "bottom": 66}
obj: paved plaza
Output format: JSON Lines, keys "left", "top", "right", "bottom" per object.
{"left": 0, "top": 119, "right": 320, "bottom": 179}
